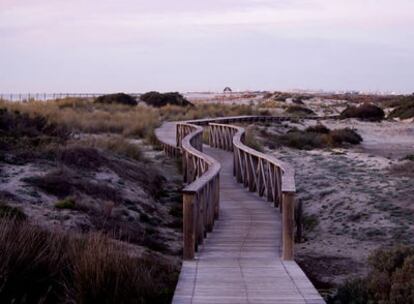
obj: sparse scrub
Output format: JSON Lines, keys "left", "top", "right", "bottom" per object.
{"left": 244, "top": 125, "right": 263, "bottom": 152}
{"left": 340, "top": 103, "right": 385, "bottom": 121}
{"left": 0, "top": 218, "right": 178, "bottom": 304}
{"left": 285, "top": 105, "right": 315, "bottom": 116}
{"left": 77, "top": 136, "right": 143, "bottom": 161}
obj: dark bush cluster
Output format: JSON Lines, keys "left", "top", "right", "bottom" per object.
{"left": 95, "top": 93, "right": 138, "bottom": 106}
{"left": 140, "top": 91, "right": 192, "bottom": 107}
{"left": 0, "top": 108, "right": 69, "bottom": 141}
{"left": 0, "top": 108, "right": 69, "bottom": 163}
{"left": 340, "top": 103, "right": 385, "bottom": 121}
{"left": 265, "top": 124, "right": 362, "bottom": 150}
{"left": 329, "top": 246, "right": 414, "bottom": 304}
{"left": 0, "top": 218, "right": 179, "bottom": 304}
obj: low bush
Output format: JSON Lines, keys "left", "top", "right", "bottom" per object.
{"left": 305, "top": 124, "right": 330, "bottom": 134}
{"left": 340, "top": 103, "right": 385, "bottom": 121}
{"left": 329, "top": 245, "right": 414, "bottom": 304}
{"left": 279, "top": 130, "right": 324, "bottom": 150}
{"left": 329, "top": 128, "right": 363, "bottom": 145}
{"left": 285, "top": 105, "right": 315, "bottom": 116}
{"left": 403, "top": 154, "right": 414, "bottom": 161}
{"left": 55, "top": 197, "right": 76, "bottom": 210}
{"left": 95, "top": 93, "right": 137, "bottom": 106}
{"left": 388, "top": 97, "right": 414, "bottom": 119}
{"left": 58, "top": 145, "right": 105, "bottom": 170}
{"left": 0, "top": 202, "right": 26, "bottom": 221}
{"left": 140, "top": 91, "right": 192, "bottom": 107}
{"left": 0, "top": 108, "right": 69, "bottom": 152}
{"left": 0, "top": 218, "right": 178, "bottom": 304}
{"left": 264, "top": 124, "right": 362, "bottom": 150}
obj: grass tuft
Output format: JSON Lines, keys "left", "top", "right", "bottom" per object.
{"left": 54, "top": 197, "right": 76, "bottom": 210}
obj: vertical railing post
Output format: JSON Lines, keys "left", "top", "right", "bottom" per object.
{"left": 183, "top": 192, "right": 196, "bottom": 260}
{"left": 282, "top": 192, "right": 295, "bottom": 260}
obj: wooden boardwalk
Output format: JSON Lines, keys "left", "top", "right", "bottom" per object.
{"left": 172, "top": 146, "right": 324, "bottom": 304}
{"left": 156, "top": 120, "right": 325, "bottom": 304}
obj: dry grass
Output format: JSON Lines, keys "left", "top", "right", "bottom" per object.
{"left": 0, "top": 218, "right": 179, "bottom": 304}
{"left": 1, "top": 98, "right": 160, "bottom": 139}
{"left": 159, "top": 103, "right": 263, "bottom": 121}
{"left": 244, "top": 125, "right": 264, "bottom": 152}
{"left": 1, "top": 99, "right": 263, "bottom": 144}
{"left": 77, "top": 135, "right": 143, "bottom": 161}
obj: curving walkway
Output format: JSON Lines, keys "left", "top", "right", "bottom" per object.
{"left": 156, "top": 121, "right": 325, "bottom": 304}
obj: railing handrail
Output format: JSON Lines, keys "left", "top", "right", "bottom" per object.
{"left": 179, "top": 122, "right": 221, "bottom": 193}
{"left": 209, "top": 122, "right": 296, "bottom": 193}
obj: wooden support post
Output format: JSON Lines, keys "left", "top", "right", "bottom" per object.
{"left": 282, "top": 192, "right": 295, "bottom": 260}
{"left": 183, "top": 192, "right": 196, "bottom": 260}
{"left": 214, "top": 176, "right": 220, "bottom": 219}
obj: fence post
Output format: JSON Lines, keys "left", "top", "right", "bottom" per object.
{"left": 282, "top": 192, "right": 295, "bottom": 260}
{"left": 183, "top": 192, "right": 196, "bottom": 260}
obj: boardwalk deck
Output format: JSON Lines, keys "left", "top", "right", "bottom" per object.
{"left": 156, "top": 121, "right": 325, "bottom": 304}
{"left": 173, "top": 147, "right": 324, "bottom": 304}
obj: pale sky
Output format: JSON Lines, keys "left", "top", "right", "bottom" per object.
{"left": 1, "top": 0, "right": 414, "bottom": 93}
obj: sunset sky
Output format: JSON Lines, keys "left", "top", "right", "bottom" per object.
{"left": 1, "top": 0, "right": 414, "bottom": 93}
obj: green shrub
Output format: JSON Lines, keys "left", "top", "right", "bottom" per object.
{"left": 330, "top": 246, "right": 414, "bottom": 304}
{"left": 0, "top": 202, "right": 26, "bottom": 221}
{"left": 55, "top": 197, "right": 76, "bottom": 210}
{"left": 340, "top": 103, "right": 385, "bottom": 121}
{"left": 328, "top": 278, "right": 369, "bottom": 304}
{"left": 140, "top": 91, "right": 192, "bottom": 107}
{"left": 95, "top": 93, "right": 137, "bottom": 106}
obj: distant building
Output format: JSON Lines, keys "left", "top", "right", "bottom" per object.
{"left": 223, "top": 87, "right": 232, "bottom": 93}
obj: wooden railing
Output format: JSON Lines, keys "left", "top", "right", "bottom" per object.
{"left": 178, "top": 123, "right": 221, "bottom": 259}
{"left": 156, "top": 115, "right": 335, "bottom": 260}
{"left": 209, "top": 122, "right": 296, "bottom": 260}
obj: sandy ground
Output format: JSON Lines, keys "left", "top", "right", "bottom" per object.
{"left": 260, "top": 118, "right": 414, "bottom": 292}
{"left": 0, "top": 139, "right": 183, "bottom": 259}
